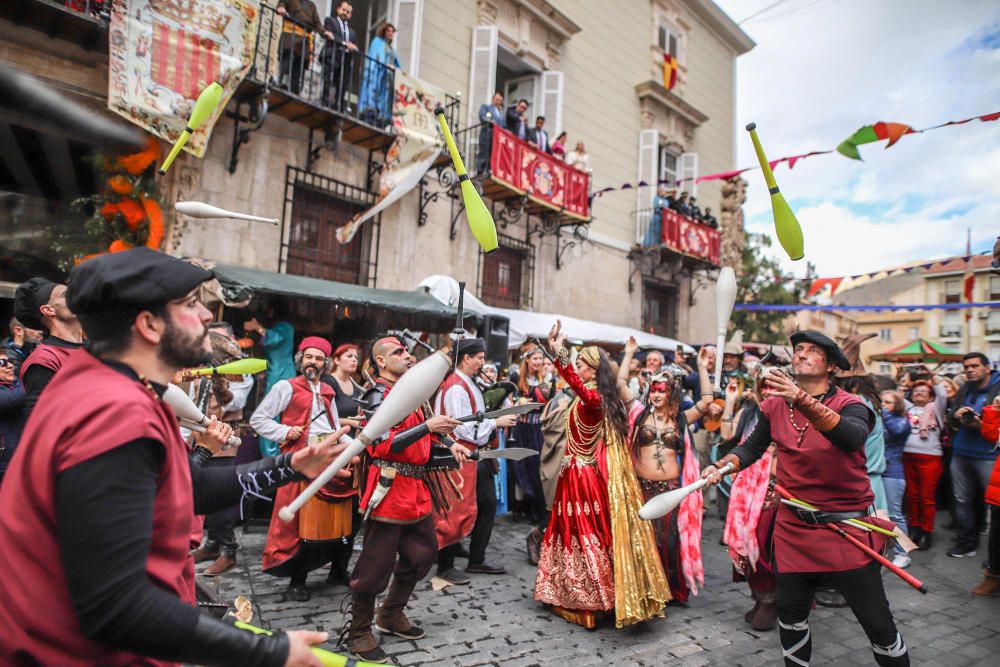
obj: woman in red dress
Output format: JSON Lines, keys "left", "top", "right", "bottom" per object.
{"left": 533, "top": 321, "right": 670, "bottom": 628}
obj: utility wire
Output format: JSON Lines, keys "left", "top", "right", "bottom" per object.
{"left": 737, "top": 0, "right": 792, "bottom": 25}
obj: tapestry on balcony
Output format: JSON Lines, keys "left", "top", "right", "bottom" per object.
{"left": 107, "top": 0, "right": 259, "bottom": 158}
{"left": 335, "top": 72, "right": 445, "bottom": 244}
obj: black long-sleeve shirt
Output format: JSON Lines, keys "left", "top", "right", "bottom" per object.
{"left": 730, "top": 397, "right": 872, "bottom": 471}
{"left": 56, "top": 440, "right": 290, "bottom": 666}
{"left": 21, "top": 336, "right": 83, "bottom": 418}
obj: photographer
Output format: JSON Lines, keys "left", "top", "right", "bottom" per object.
{"left": 947, "top": 352, "right": 1000, "bottom": 558}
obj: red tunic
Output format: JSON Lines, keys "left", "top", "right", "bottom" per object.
{"left": 763, "top": 389, "right": 889, "bottom": 573}
{"left": 0, "top": 351, "right": 195, "bottom": 667}
{"left": 981, "top": 405, "right": 1000, "bottom": 506}
{"left": 431, "top": 372, "right": 480, "bottom": 548}
{"left": 262, "top": 376, "right": 353, "bottom": 573}
{"left": 18, "top": 340, "right": 76, "bottom": 382}
{"left": 359, "top": 379, "right": 433, "bottom": 523}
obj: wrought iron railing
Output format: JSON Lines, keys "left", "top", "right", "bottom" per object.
{"left": 61, "top": 1, "right": 110, "bottom": 19}
{"left": 248, "top": 4, "right": 399, "bottom": 129}
{"left": 939, "top": 325, "right": 962, "bottom": 338}
{"left": 634, "top": 207, "right": 721, "bottom": 266}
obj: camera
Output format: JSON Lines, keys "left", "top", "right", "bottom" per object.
{"left": 960, "top": 410, "right": 980, "bottom": 425}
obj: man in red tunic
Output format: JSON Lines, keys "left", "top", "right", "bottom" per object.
{"left": 0, "top": 248, "right": 348, "bottom": 667}
{"left": 251, "top": 335, "right": 356, "bottom": 601}
{"left": 433, "top": 337, "right": 518, "bottom": 583}
{"left": 13, "top": 277, "right": 85, "bottom": 417}
{"left": 703, "top": 331, "right": 908, "bottom": 667}
{"left": 346, "top": 335, "right": 463, "bottom": 664}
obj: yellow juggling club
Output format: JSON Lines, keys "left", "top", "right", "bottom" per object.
{"left": 187, "top": 358, "right": 268, "bottom": 377}
{"left": 434, "top": 107, "right": 499, "bottom": 253}
{"left": 234, "top": 622, "right": 384, "bottom": 666}
{"left": 158, "top": 81, "right": 224, "bottom": 174}
{"left": 746, "top": 122, "right": 804, "bottom": 261}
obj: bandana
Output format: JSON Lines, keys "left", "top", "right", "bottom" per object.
{"left": 578, "top": 345, "right": 600, "bottom": 369}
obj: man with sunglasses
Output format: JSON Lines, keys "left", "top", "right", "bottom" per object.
{"left": 345, "top": 335, "right": 463, "bottom": 663}
{"left": 0, "top": 348, "right": 26, "bottom": 485}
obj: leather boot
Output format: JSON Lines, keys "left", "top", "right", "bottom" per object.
{"left": 750, "top": 602, "right": 778, "bottom": 631}
{"left": 203, "top": 555, "right": 236, "bottom": 577}
{"left": 375, "top": 578, "right": 425, "bottom": 640}
{"left": 348, "top": 593, "right": 388, "bottom": 663}
{"left": 744, "top": 600, "right": 760, "bottom": 624}
{"left": 190, "top": 541, "right": 220, "bottom": 563}
{"left": 526, "top": 527, "right": 542, "bottom": 566}
{"left": 971, "top": 570, "right": 1000, "bottom": 597}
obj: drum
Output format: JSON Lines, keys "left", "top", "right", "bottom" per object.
{"left": 298, "top": 492, "right": 352, "bottom": 542}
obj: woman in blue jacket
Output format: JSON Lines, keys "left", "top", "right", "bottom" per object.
{"left": 881, "top": 390, "right": 913, "bottom": 568}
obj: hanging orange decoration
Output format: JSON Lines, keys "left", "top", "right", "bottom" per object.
{"left": 108, "top": 175, "right": 133, "bottom": 195}
{"left": 117, "top": 137, "right": 162, "bottom": 176}
{"left": 108, "top": 239, "right": 134, "bottom": 253}
{"left": 140, "top": 194, "right": 164, "bottom": 249}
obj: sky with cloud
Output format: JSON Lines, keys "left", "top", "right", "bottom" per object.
{"left": 713, "top": 0, "right": 1000, "bottom": 279}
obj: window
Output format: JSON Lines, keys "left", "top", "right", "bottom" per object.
{"left": 643, "top": 283, "right": 678, "bottom": 338}
{"left": 880, "top": 363, "right": 894, "bottom": 375}
{"left": 659, "top": 147, "right": 678, "bottom": 186}
{"left": 658, "top": 22, "right": 679, "bottom": 58}
{"left": 909, "top": 327, "right": 919, "bottom": 339}
{"left": 941, "top": 310, "right": 961, "bottom": 338}
{"left": 987, "top": 310, "right": 1000, "bottom": 336}
{"left": 879, "top": 328, "right": 891, "bottom": 342}
{"left": 281, "top": 168, "right": 378, "bottom": 286}
{"left": 989, "top": 344, "right": 1000, "bottom": 362}
{"left": 943, "top": 279, "right": 961, "bottom": 304}
{"left": 990, "top": 276, "right": 1000, "bottom": 301}
{"left": 479, "top": 234, "right": 533, "bottom": 309}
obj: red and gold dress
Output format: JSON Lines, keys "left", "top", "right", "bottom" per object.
{"left": 534, "top": 352, "right": 670, "bottom": 628}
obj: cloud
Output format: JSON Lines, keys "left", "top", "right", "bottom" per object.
{"left": 715, "top": 0, "right": 1000, "bottom": 277}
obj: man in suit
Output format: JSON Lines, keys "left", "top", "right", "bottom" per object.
{"left": 322, "top": 0, "right": 359, "bottom": 110}
{"left": 476, "top": 92, "right": 506, "bottom": 174}
{"left": 505, "top": 99, "right": 529, "bottom": 142}
{"left": 526, "top": 116, "right": 551, "bottom": 154}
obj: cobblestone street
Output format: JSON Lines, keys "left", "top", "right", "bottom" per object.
{"left": 205, "top": 508, "right": 1000, "bottom": 666}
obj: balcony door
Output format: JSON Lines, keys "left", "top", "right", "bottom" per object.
{"left": 286, "top": 184, "right": 366, "bottom": 284}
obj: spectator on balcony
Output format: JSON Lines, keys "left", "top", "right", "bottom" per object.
{"left": 322, "top": 1, "right": 359, "bottom": 111}
{"left": 477, "top": 92, "right": 506, "bottom": 175}
{"left": 702, "top": 207, "right": 718, "bottom": 229}
{"left": 277, "top": 0, "right": 331, "bottom": 96}
{"left": 689, "top": 196, "right": 703, "bottom": 222}
{"left": 644, "top": 184, "right": 672, "bottom": 247}
{"left": 565, "top": 141, "right": 591, "bottom": 173}
{"left": 552, "top": 132, "right": 567, "bottom": 160}
{"left": 526, "top": 116, "right": 552, "bottom": 154}
{"left": 359, "top": 22, "right": 403, "bottom": 128}
{"left": 672, "top": 191, "right": 692, "bottom": 217}
{"left": 505, "top": 99, "right": 530, "bottom": 141}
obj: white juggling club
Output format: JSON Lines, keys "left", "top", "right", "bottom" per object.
{"left": 638, "top": 463, "right": 734, "bottom": 520}
{"left": 713, "top": 267, "right": 738, "bottom": 393}
{"left": 163, "top": 384, "right": 242, "bottom": 449}
{"left": 175, "top": 201, "right": 279, "bottom": 225}
{"left": 278, "top": 349, "right": 452, "bottom": 523}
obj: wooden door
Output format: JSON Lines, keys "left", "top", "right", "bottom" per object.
{"left": 286, "top": 184, "right": 364, "bottom": 284}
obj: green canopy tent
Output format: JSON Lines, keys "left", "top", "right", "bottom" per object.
{"left": 868, "top": 338, "right": 963, "bottom": 364}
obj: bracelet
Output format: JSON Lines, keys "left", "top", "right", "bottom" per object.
{"left": 556, "top": 347, "right": 570, "bottom": 365}
{"left": 722, "top": 418, "right": 734, "bottom": 423}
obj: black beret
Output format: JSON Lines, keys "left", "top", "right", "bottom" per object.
{"left": 13, "top": 277, "right": 58, "bottom": 330}
{"left": 457, "top": 337, "right": 487, "bottom": 356}
{"left": 789, "top": 330, "right": 850, "bottom": 371}
{"left": 67, "top": 248, "right": 213, "bottom": 316}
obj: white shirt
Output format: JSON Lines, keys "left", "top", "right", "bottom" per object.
{"left": 435, "top": 370, "right": 496, "bottom": 446}
{"left": 566, "top": 150, "right": 591, "bottom": 172}
{"left": 250, "top": 378, "right": 349, "bottom": 443}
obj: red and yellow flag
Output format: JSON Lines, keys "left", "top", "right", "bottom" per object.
{"left": 662, "top": 54, "right": 678, "bottom": 91}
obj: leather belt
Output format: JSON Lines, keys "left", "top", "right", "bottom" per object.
{"left": 790, "top": 505, "right": 871, "bottom": 525}
{"left": 637, "top": 478, "right": 679, "bottom": 493}
{"left": 373, "top": 458, "right": 425, "bottom": 479}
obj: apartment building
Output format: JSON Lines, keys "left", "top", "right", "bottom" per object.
{"left": 0, "top": 0, "right": 753, "bottom": 344}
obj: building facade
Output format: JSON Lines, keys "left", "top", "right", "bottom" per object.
{"left": 0, "top": 0, "right": 753, "bottom": 345}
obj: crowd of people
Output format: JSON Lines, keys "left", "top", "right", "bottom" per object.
{"left": 476, "top": 91, "right": 591, "bottom": 176}
{"left": 2, "top": 251, "right": 999, "bottom": 667}
{"left": 643, "top": 183, "right": 719, "bottom": 246}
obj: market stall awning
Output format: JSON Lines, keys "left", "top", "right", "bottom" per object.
{"left": 418, "top": 275, "right": 693, "bottom": 353}
{"left": 212, "top": 264, "right": 477, "bottom": 331}
{"left": 868, "top": 338, "right": 963, "bottom": 363}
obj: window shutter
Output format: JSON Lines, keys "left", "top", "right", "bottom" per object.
{"left": 538, "top": 71, "right": 564, "bottom": 137}
{"left": 637, "top": 129, "right": 659, "bottom": 244}
{"left": 393, "top": 0, "right": 423, "bottom": 76}
{"left": 468, "top": 26, "right": 498, "bottom": 131}
{"left": 680, "top": 151, "right": 698, "bottom": 197}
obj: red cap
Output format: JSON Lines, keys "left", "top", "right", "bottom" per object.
{"left": 298, "top": 336, "right": 332, "bottom": 357}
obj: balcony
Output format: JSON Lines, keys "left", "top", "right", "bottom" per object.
{"left": 447, "top": 121, "right": 591, "bottom": 226}
{"left": 0, "top": 1, "right": 108, "bottom": 51}
{"left": 634, "top": 207, "right": 720, "bottom": 268}
{"left": 939, "top": 325, "right": 962, "bottom": 339}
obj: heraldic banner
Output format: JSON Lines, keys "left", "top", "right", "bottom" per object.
{"left": 107, "top": 0, "right": 259, "bottom": 158}
{"left": 336, "top": 72, "right": 446, "bottom": 245}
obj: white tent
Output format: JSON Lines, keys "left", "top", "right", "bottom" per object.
{"left": 418, "top": 275, "right": 694, "bottom": 353}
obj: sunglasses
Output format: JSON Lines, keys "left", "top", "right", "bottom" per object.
{"left": 0, "top": 359, "right": 10, "bottom": 368}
